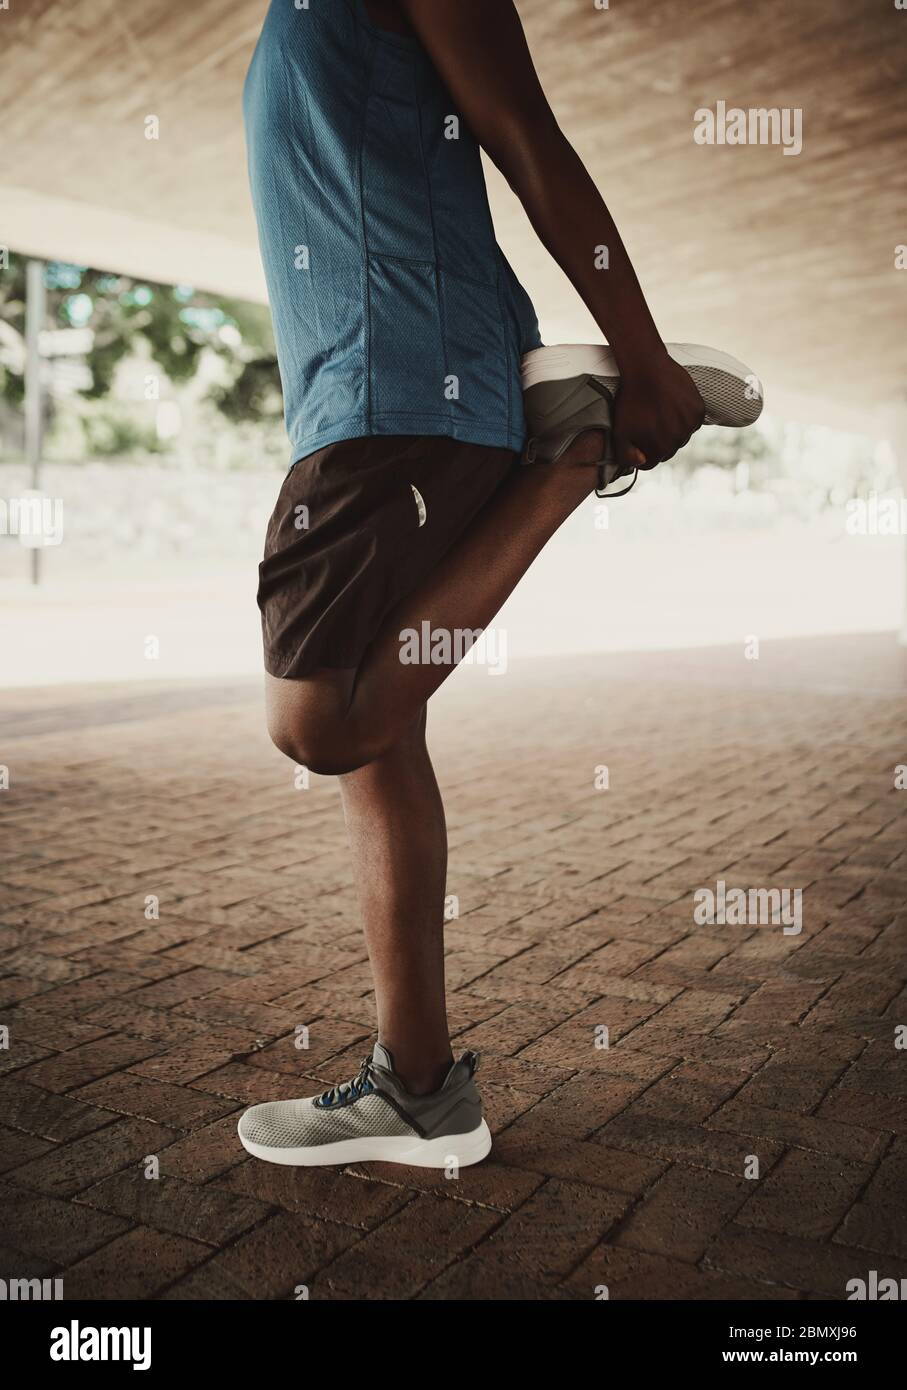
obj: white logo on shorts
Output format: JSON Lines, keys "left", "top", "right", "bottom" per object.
{"left": 411, "top": 484, "right": 427, "bottom": 528}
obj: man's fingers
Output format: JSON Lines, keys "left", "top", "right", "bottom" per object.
{"left": 614, "top": 435, "right": 648, "bottom": 472}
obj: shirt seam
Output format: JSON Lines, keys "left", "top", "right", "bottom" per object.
{"left": 413, "top": 61, "right": 450, "bottom": 416}
{"left": 367, "top": 249, "right": 498, "bottom": 290}
{"left": 356, "top": 30, "right": 378, "bottom": 435}
{"left": 496, "top": 258, "right": 514, "bottom": 444}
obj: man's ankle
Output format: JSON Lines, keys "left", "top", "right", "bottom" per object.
{"left": 524, "top": 429, "right": 605, "bottom": 505}
{"left": 381, "top": 1044, "right": 454, "bottom": 1096}
{"left": 560, "top": 428, "right": 608, "bottom": 466}
{"left": 401, "top": 1065, "right": 453, "bottom": 1096}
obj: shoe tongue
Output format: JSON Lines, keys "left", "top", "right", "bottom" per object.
{"left": 371, "top": 1042, "right": 396, "bottom": 1073}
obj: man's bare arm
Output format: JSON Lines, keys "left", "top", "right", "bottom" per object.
{"left": 397, "top": 0, "right": 705, "bottom": 465}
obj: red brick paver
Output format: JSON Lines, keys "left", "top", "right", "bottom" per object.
{"left": 1, "top": 633, "right": 905, "bottom": 1299}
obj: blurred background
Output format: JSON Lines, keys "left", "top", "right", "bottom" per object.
{"left": 1, "top": 0, "right": 905, "bottom": 687}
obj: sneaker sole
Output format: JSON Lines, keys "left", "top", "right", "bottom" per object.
{"left": 237, "top": 1117, "right": 493, "bottom": 1169}
{"left": 521, "top": 341, "right": 764, "bottom": 428}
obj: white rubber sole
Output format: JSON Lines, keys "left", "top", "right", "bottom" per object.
{"left": 521, "top": 341, "right": 757, "bottom": 391}
{"left": 238, "top": 1118, "right": 493, "bottom": 1169}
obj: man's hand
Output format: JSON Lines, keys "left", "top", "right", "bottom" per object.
{"left": 612, "top": 352, "right": 707, "bottom": 472}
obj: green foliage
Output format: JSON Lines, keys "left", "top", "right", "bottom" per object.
{"left": 207, "top": 353, "right": 283, "bottom": 424}
{"left": 0, "top": 252, "right": 280, "bottom": 423}
{"left": 79, "top": 405, "right": 164, "bottom": 458}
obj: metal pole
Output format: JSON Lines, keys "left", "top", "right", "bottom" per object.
{"left": 24, "top": 258, "right": 46, "bottom": 585}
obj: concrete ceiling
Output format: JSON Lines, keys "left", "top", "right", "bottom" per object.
{"left": 1, "top": 0, "right": 905, "bottom": 429}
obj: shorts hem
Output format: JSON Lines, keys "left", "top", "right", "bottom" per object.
{"left": 265, "top": 651, "right": 362, "bottom": 682}
{"left": 288, "top": 417, "right": 524, "bottom": 468}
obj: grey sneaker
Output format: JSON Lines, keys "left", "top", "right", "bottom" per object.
{"left": 237, "top": 1043, "right": 492, "bottom": 1169}
{"left": 521, "top": 342, "right": 765, "bottom": 495}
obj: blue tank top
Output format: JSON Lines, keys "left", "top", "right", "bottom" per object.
{"left": 243, "top": 0, "right": 542, "bottom": 466}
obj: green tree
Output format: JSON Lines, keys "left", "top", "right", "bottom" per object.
{"left": 0, "top": 253, "right": 281, "bottom": 421}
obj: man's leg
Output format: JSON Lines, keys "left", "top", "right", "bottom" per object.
{"left": 337, "top": 705, "right": 453, "bottom": 1095}
{"left": 267, "top": 431, "right": 604, "bottom": 774}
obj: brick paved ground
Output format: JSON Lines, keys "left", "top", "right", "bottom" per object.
{"left": 1, "top": 633, "right": 905, "bottom": 1300}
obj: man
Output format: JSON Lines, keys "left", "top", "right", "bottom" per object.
{"left": 238, "top": 0, "right": 742, "bottom": 1168}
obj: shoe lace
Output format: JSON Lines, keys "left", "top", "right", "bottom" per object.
{"left": 318, "top": 1055, "right": 375, "bottom": 1108}
{"left": 595, "top": 463, "right": 638, "bottom": 498}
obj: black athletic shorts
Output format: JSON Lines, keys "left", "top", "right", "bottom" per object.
{"left": 258, "top": 436, "right": 517, "bottom": 681}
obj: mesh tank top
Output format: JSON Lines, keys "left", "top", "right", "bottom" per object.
{"left": 243, "top": 0, "right": 542, "bottom": 466}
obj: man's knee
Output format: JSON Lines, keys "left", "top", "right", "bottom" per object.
{"left": 267, "top": 708, "right": 379, "bottom": 777}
